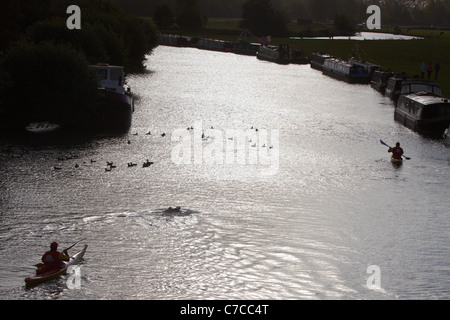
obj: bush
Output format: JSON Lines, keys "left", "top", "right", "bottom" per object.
{"left": 0, "top": 41, "right": 101, "bottom": 129}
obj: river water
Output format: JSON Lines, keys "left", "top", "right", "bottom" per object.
{"left": 291, "top": 31, "right": 423, "bottom": 40}
{"left": 1, "top": 46, "right": 449, "bottom": 300}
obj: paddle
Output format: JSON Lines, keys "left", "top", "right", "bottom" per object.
{"left": 64, "top": 238, "right": 86, "bottom": 252}
{"left": 33, "top": 239, "right": 86, "bottom": 267}
{"left": 380, "top": 140, "right": 411, "bottom": 160}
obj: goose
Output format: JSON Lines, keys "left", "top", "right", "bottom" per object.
{"left": 143, "top": 160, "right": 154, "bottom": 167}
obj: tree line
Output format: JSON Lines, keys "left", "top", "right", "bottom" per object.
{"left": 112, "top": 0, "right": 450, "bottom": 27}
{"left": 0, "top": 0, "right": 158, "bottom": 131}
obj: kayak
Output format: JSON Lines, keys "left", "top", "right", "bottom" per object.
{"left": 391, "top": 157, "right": 403, "bottom": 165}
{"left": 25, "top": 244, "right": 87, "bottom": 286}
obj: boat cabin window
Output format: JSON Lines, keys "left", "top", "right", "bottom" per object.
{"left": 95, "top": 69, "right": 107, "bottom": 81}
{"left": 372, "top": 72, "right": 381, "bottom": 82}
{"left": 421, "top": 103, "right": 450, "bottom": 119}
{"left": 402, "top": 83, "right": 442, "bottom": 96}
{"left": 110, "top": 68, "right": 123, "bottom": 83}
{"left": 352, "top": 66, "right": 366, "bottom": 76}
{"left": 387, "top": 78, "right": 402, "bottom": 90}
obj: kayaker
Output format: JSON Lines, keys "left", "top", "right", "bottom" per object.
{"left": 36, "top": 242, "right": 70, "bottom": 274}
{"left": 388, "top": 142, "right": 404, "bottom": 160}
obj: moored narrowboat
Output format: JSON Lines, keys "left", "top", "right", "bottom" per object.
{"left": 322, "top": 58, "right": 370, "bottom": 84}
{"left": 233, "top": 40, "right": 261, "bottom": 56}
{"left": 399, "top": 80, "right": 442, "bottom": 97}
{"left": 90, "top": 64, "right": 134, "bottom": 131}
{"left": 371, "top": 70, "right": 393, "bottom": 95}
{"left": 290, "top": 49, "right": 309, "bottom": 64}
{"left": 158, "top": 34, "right": 192, "bottom": 47}
{"left": 395, "top": 92, "right": 450, "bottom": 137}
{"left": 385, "top": 76, "right": 403, "bottom": 103}
{"left": 197, "top": 38, "right": 233, "bottom": 52}
{"left": 310, "top": 52, "right": 334, "bottom": 71}
{"left": 349, "top": 58, "right": 380, "bottom": 81}
{"left": 256, "top": 44, "right": 290, "bottom": 64}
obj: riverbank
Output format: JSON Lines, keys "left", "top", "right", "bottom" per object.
{"left": 159, "top": 19, "right": 449, "bottom": 97}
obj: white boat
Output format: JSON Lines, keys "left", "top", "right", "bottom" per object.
{"left": 90, "top": 64, "right": 134, "bottom": 130}
{"left": 395, "top": 92, "right": 450, "bottom": 137}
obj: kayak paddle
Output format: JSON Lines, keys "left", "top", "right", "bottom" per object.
{"left": 64, "top": 238, "right": 86, "bottom": 252}
{"left": 380, "top": 140, "right": 411, "bottom": 160}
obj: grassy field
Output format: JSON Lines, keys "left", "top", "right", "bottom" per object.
{"left": 161, "top": 18, "right": 450, "bottom": 97}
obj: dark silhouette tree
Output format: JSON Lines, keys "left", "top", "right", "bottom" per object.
{"left": 240, "top": 0, "right": 289, "bottom": 37}
{"left": 153, "top": 4, "right": 175, "bottom": 29}
{"left": 333, "top": 14, "right": 356, "bottom": 35}
{"left": 176, "top": 0, "right": 203, "bottom": 30}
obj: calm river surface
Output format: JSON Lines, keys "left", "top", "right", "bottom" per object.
{"left": 1, "top": 46, "right": 449, "bottom": 300}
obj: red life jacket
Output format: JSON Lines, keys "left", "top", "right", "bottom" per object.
{"left": 391, "top": 147, "right": 404, "bottom": 160}
{"left": 41, "top": 250, "right": 64, "bottom": 269}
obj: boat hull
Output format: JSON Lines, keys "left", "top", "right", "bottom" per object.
{"left": 391, "top": 157, "right": 403, "bottom": 165}
{"left": 96, "top": 90, "right": 134, "bottom": 131}
{"left": 395, "top": 94, "right": 450, "bottom": 138}
{"left": 25, "top": 245, "right": 88, "bottom": 286}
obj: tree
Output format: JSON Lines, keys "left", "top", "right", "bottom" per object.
{"left": 240, "top": 0, "right": 289, "bottom": 37}
{"left": 1, "top": 41, "right": 101, "bottom": 129}
{"left": 333, "top": 14, "right": 356, "bottom": 35}
{"left": 153, "top": 4, "right": 175, "bottom": 29}
{"left": 176, "top": 0, "right": 203, "bottom": 30}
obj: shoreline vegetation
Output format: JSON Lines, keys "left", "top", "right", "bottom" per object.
{"left": 1, "top": 0, "right": 449, "bottom": 132}
{"left": 158, "top": 17, "right": 450, "bottom": 98}
{"left": 0, "top": 0, "right": 158, "bottom": 132}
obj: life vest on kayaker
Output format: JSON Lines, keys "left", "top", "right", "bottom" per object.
{"left": 36, "top": 242, "right": 69, "bottom": 274}
{"left": 389, "top": 143, "right": 404, "bottom": 160}
{"left": 41, "top": 250, "right": 64, "bottom": 269}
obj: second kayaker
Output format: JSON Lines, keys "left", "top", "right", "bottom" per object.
{"left": 388, "top": 142, "right": 404, "bottom": 160}
{"left": 36, "top": 242, "right": 70, "bottom": 274}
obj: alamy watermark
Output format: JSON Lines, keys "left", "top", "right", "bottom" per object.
{"left": 66, "top": 5, "right": 81, "bottom": 30}
{"left": 170, "top": 121, "right": 280, "bottom": 179}
{"left": 66, "top": 265, "right": 82, "bottom": 289}
{"left": 366, "top": 265, "right": 381, "bottom": 290}
{"left": 366, "top": 5, "right": 381, "bottom": 30}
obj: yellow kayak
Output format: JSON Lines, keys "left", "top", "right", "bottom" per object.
{"left": 25, "top": 245, "right": 87, "bottom": 286}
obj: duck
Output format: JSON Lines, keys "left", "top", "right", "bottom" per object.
{"left": 161, "top": 133, "right": 166, "bottom": 137}
{"left": 127, "top": 162, "right": 137, "bottom": 167}
{"left": 143, "top": 160, "right": 154, "bottom": 167}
